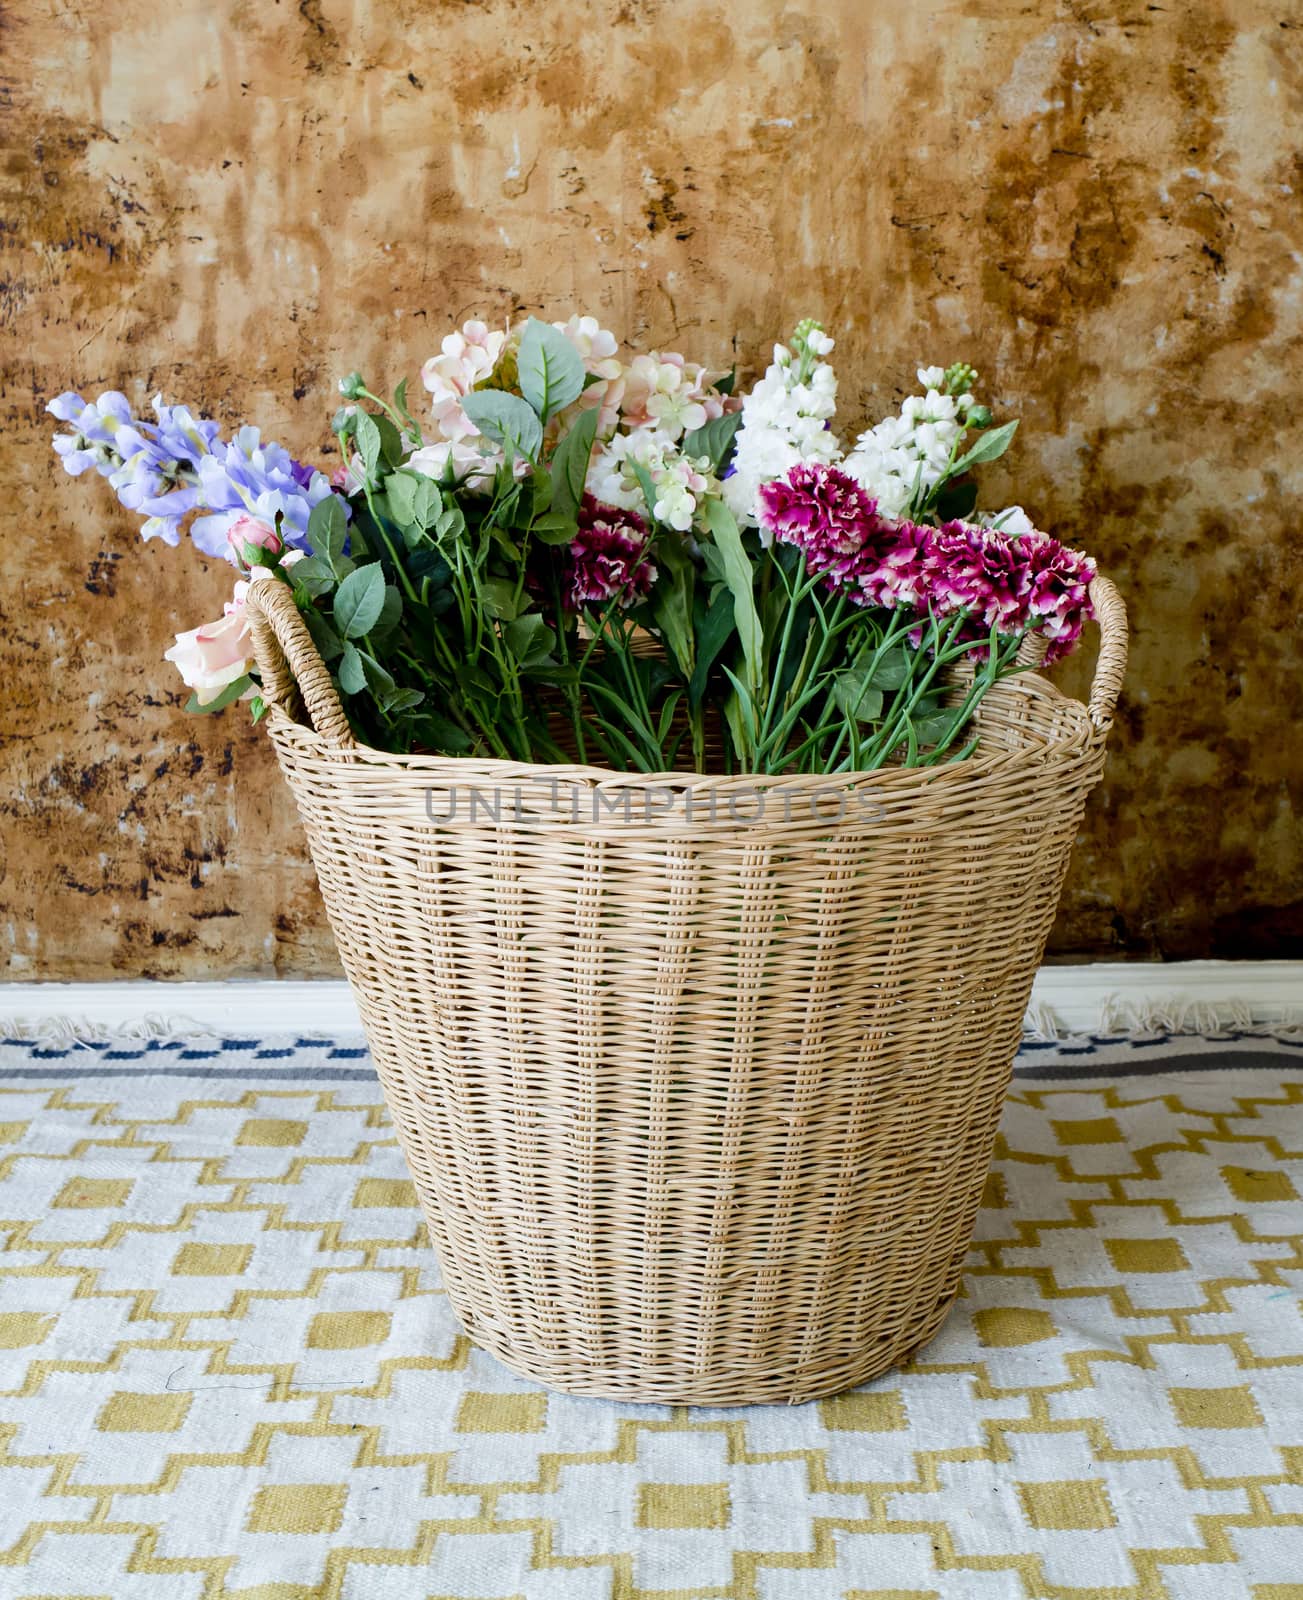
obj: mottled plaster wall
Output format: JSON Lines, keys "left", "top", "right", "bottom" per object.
{"left": 2, "top": 0, "right": 1300, "bottom": 979}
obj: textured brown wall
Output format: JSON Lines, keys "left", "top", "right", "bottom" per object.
{"left": 3, "top": 0, "right": 1300, "bottom": 980}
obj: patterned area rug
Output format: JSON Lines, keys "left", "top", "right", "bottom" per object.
{"left": 1, "top": 1029, "right": 1301, "bottom": 1599}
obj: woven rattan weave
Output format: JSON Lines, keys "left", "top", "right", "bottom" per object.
{"left": 247, "top": 576, "right": 1126, "bottom": 1404}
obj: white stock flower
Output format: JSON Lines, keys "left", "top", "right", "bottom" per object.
{"left": 841, "top": 366, "right": 983, "bottom": 520}
{"left": 724, "top": 351, "right": 841, "bottom": 527}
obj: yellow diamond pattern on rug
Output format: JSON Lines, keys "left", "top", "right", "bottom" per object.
{"left": 1, "top": 1037, "right": 1301, "bottom": 1598}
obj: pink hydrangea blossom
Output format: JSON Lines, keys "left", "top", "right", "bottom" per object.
{"left": 554, "top": 314, "right": 621, "bottom": 374}
{"left": 564, "top": 496, "right": 655, "bottom": 610}
{"left": 421, "top": 319, "right": 507, "bottom": 445}
{"left": 619, "top": 352, "right": 734, "bottom": 441}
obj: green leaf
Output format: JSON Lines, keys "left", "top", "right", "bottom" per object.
{"left": 384, "top": 686, "right": 425, "bottom": 714}
{"left": 434, "top": 504, "right": 463, "bottom": 542}
{"left": 531, "top": 511, "right": 579, "bottom": 546}
{"left": 288, "top": 554, "right": 337, "bottom": 599}
{"left": 912, "top": 707, "right": 964, "bottom": 746}
{"left": 338, "top": 642, "right": 367, "bottom": 695}
{"left": 371, "top": 584, "right": 403, "bottom": 641}
{"left": 374, "top": 413, "right": 405, "bottom": 470}
{"left": 385, "top": 470, "right": 418, "bottom": 527}
{"left": 702, "top": 498, "right": 763, "bottom": 700}
{"left": 334, "top": 563, "right": 386, "bottom": 639}
{"left": 549, "top": 406, "right": 598, "bottom": 520}
{"left": 504, "top": 612, "right": 555, "bottom": 666}
{"left": 585, "top": 677, "right": 660, "bottom": 761}
{"left": 715, "top": 367, "right": 737, "bottom": 397}
{"left": 185, "top": 675, "right": 251, "bottom": 715}
{"left": 950, "top": 418, "right": 1019, "bottom": 476}
{"left": 461, "top": 391, "right": 543, "bottom": 464}
{"left": 934, "top": 479, "right": 978, "bottom": 523}
{"left": 720, "top": 669, "right": 757, "bottom": 767}
{"left": 307, "top": 494, "right": 350, "bottom": 566}
{"left": 683, "top": 410, "right": 743, "bottom": 475}
{"left": 699, "top": 543, "right": 727, "bottom": 586}
{"left": 650, "top": 536, "right": 695, "bottom": 680}
{"left": 688, "top": 585, "right": 735, "bottom": 707}
{"left": 518, "top": 317, "right": 587, "bottom": 423}
{"left": 407, "top": 546, "right": 452, "bottom": 588}
{"left": 479, "top": 577, "right": 519, "bottom": 620}
{"left": 358, "top": 650, "right": 395, "bottom": 698}
{"left": 489, "top": 524, "right": 523, "bottom": 561}
{"left": 416, "top": 712, "right": 474, "bottom": 754}
{"left": 456, "top": 660, "right": 497, "bottom": 696}
{"left": 867, "top": 645, "right": 913, "bottom": 690}
{"left": 303, "top": 607, "right": 344, "bottom": 663}
{"left": 354, "top": 411, "right": 383, "bottom": 478}
{"left": 832, "top": 673, "right": 884, "bottom": 722}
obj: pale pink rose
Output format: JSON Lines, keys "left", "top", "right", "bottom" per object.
{"left": 226, "top": 513, "right": 281, "bottom": 560}
{"left": 330, "top": 454, "right": 368, "bottom": 495}
{"left": 408, "top": 438, "right": 500, "bottom": 491}
{"left": 164, "top": 579, "right": 255, "bottom": 706}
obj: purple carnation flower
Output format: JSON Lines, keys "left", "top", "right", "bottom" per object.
{"left": 757, "top": 462, "right": 884, "bottom": 585}
{"left": 564, "top": 495, "right": 655, "bottom": 610}
{"left": 1017, "top": 531, "right": 1096, "bottom": 662}
{"left": 927, "top": 520, "right": 1032, "bottom": 631}
{"left": 756, "top": 463, "right": 1095, "bottom": 665}
{"left": 854, "top": 519, "right": 935, "bottom": 610}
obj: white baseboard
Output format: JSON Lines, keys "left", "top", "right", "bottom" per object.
{"left": 0, "top": 962, "right": 1298, "bottom": 1042}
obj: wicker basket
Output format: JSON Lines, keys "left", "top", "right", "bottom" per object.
{"left": 246, "top": 576, "right": 1126, "bottom": 1405}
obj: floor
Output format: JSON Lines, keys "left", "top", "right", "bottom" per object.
{"left": 0, "top": 1029, "right": 1300, "bottom": 1599}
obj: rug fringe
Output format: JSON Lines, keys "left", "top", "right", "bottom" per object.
{"left": 3, "top": 1001, "right": 1299, "bottom": 1050}
{"left": 1098, "top": 994, "right": 1303, "bottom": 1038}
{"left": 1022, "top": 1001, "right": 1064, "bottom": 1042}
{"left": 0, "top": 1014, "right": 226, "bottom": 1048}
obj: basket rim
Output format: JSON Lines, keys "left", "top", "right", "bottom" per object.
{"left": 261, "top": 666, "right": 1102, "bottom": 795}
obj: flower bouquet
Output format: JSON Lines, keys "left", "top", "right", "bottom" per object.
{"left": 50, "top": 314, "right": 1124, "bottom": 1405}
{"left": 52, "top": 316, "right": 1096, "bottom": 776}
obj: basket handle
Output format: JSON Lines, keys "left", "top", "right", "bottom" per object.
{"left": 1085, "top": 574, "right": 1128, "bottom": 733}
{"left": 245, "top": 578, "right": 357, "bottom": 748}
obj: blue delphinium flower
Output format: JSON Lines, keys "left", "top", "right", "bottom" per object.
{"left": 191, "top": 427, "right": 335, "bottom": 559}
{"left": 48, "top": 391, "right": 136, "bottom": 478}
{"left": 48, "top": 391, "right": 338, "bottom": 562}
